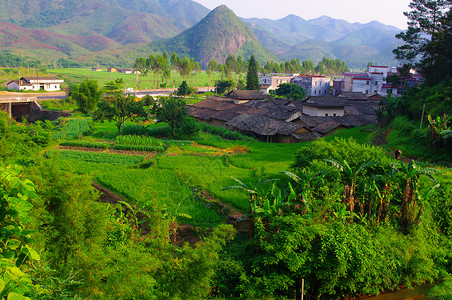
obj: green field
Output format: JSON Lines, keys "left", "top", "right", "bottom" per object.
{"left": 53, "top": 118, "right": 378, "bottom": 225}
{"left": 48, "top": 68, "right": 242, "bottom": 90}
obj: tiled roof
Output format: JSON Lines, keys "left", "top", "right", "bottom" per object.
{"left": 227, "top": 113, "right": 302, "bottom": 136}
{"left": 226, "top": 90, "right": 264, "bottom": 100}
{"left": 291, "top": 131, "right": 322, "bottom": 141}
{"left": 337, "top": 92, "right": 369, "bottom": 100}
{"left": 303, "top": 96, "right": 345, "bottom": 107}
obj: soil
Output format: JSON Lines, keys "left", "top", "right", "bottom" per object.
{"left": 57, "top": 145, "right": 157, "bottom": 159}
{"left": 92, "top": 182, "right": 249, "bottom": 246}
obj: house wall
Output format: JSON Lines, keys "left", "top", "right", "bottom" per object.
{"left": 352, "top": 79, "right": 371, "bottom": 94}
{"left": 318, "top": 107, "right": 344, "bottom": 117}
{"left": 343, "top": 74, "right": 354, "bottom": 92}
{"left": 7, "top": 82, "right": 20, "bottom": 91}
{"left": 368, "top": 66, "right": 389, "bottom": 79}
{"left": 303, "top": 105, "right": 318, "bottom": 116}
{"left": 312, "top": 77, "right": 330, "bottom": 96}
{"left": 291, "top": 76, "right": 313, "bottom": 97}
{"left": 259, "top": 75, "right": 293, "bottom": 90}
{"left": 333, "top": 79, "right": 343, "bottom": 96}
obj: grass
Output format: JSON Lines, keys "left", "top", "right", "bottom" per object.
{"left": 53, "top": 116, "right": 439, "bottom": 227}
{"left": 322, "top": 125, "right": 376, "bottom": 144}
{"left": 47, "top": 68, "right": 241, "bottom": 90}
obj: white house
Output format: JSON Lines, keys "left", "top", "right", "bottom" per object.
{"left": 259, "top": 73, "right": 296, "bottom": 94}
{"left": 291, "top": 75, "right": 331, "bottom": 97}
{"left": 301, "top": 96, "right": 345, "bottom": 117}
{"left": 7, "top": 77, "right": 64, "bottom": 92}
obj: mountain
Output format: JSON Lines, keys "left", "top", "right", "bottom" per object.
{"left": 148, "top": 5, "right": 277, "bottom": 66}
{"left": 0, "top": 0, "right": 209, "bottom": 31}
{"left": 0, "top": 0, "right": 211, "bottom": 64}
{"left": 244, "top": 14, "right": 402, "bottom": 68}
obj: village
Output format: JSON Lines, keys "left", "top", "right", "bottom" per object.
{"left": 1, "top": 64, "right": 424, "bottom": 144}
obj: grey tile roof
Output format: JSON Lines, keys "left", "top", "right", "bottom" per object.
{"left": 226, "top": 90, "right": 264, "bottom": 100}
{"left": 227, "top": 113, "right": 302, "bottom": 136}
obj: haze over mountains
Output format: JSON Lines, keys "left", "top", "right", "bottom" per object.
{"left": 0, "top": 0, "right": 402, "bottom": 69}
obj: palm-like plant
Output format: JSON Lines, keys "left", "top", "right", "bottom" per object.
{"left": 223, "top": 177, "right": 278, "bottom": 237}
{"left": 325, "top": 158, "right": 376, "bottom": 218}
{"left": 391, "top": 160, "right": 440, "bottom": 233}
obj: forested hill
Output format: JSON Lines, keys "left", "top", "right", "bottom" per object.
{"left": 0, "top": 0, "right": 400, "bottom": 68}
{"left": 147, "top": 5, "right": 277, "bottom": 67}
{"left": 0, "top": 0, "right": 209, "bottom": 30}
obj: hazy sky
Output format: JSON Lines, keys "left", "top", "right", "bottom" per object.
{"left": 194, "top": 0, "right": 412, "bottom": 29}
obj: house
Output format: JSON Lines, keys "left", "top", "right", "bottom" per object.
{"left": 107, "top": 67, "right": 117, "bottom": 72}
{"left": 91, "top": 67, "right": 103, "bottom": 72}
{"left": 7, "top": 77, "right": 64, "bottom": 92}
{"left": 189, "top": 93, "right": 378, "bottom": 144}
{"left": 117, "top": 68, "right": 140, "bottom": 74}
{"left": 226, "top": 113, "right": 305, "bottom": 143}
{"left": 259, "top": 73, "right": 297, "bottom": 94}
{"left": 226, "top": 90, "right": 264, "bottom": 104}
{"left": 301, "top": 96, "right": 345, "bottom": 117}
{"left": 333, "top": 78, "right": 344, "bottom": 95}
{"left": 290, "top": 75, "right": 331, "bottom": 97}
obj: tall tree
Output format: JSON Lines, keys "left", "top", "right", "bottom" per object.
{"left": 154, "top": 97, "right": 189, "bottom": 138}
{"left": 393, "top": 0, "right": 452, "bottom": 84}
{"left": 246, "top": 55, "right": 259, "bottom": 90}
{"left": 93, "top": 93, "right": 146, "bottom": 135}
{"left": 71, "top": 80, "right": 103, "bottom": 114}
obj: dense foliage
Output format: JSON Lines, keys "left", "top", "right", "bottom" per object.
{"left": 394, "top": 0, "right": 452, "bottom": 85}
{"left": 217, "top": 138, "right": 452, "bottom": 299}
{"left": 276, "top": 83, "right": 307, "bottom": 100}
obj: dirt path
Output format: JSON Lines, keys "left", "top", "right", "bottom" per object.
{"left": 92, "top": 182, "right": 248, "bottom": 245}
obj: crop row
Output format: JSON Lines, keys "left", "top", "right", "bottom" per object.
{"left": 49, "top": 150, "right": 145, "bottom": 165}
{"left": 112, "top": 144, "right": 166, "bottom": 152}
{"left": 60, "top": 141, "right": 111, "bottom": 149}
{"left": 115, "top": 135, "right": 165, "bottom": 147}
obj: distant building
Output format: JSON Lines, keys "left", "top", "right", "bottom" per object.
{"left": 301, "top": 96, "right": 345, "bottom": 117}
{"left": 258, "top": 73, "right": 297, "bottom": 94}
{"left": 290, "top": 75, "right": 331, "bottom": 97}
{"left": 107, "top": 67, "right": 118, "bottom": 72}
{"left": 7, "top": 77, "right": 64, "bottom": 92}
{"left": 91, "top": 67, "right": 103, "bottom": 72}
{"left": 333, "top": 78, "right": 344, "bottom": 96}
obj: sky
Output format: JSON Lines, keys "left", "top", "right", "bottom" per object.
{"left": 194, "top": 0, "right": 412, "bottom": 29}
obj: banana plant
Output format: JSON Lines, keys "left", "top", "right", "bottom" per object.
{"left": 325, "top": 158, "right": 376, "bottom": 218}
{"left": 391, "top": 160, "right": 440, "bottom": 233}
{"left": 223, "top": 177, "right": 278, "bottom": 237}
{"left": 280, "top": 169, "right": 332, "bottom": 216}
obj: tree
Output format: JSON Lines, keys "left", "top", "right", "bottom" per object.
{"left": 206, "top": 59, "right": 217, "bottom": 75}
{"left": 71, "top": 80, "right": 103, "bottom": 114}
{"left": 154, "top": 97, "right": 189, "bottom": 138}
{"left": 246, "top": 55, "right": 259, "bottom": 90}
{"left": 216, "top": 79, "right": 235, "bottom": 94}
{"left": 176, "top": 81, "right": 195, "bottom": 97}
{"left": 93, "top": 92, "right": 146, "bottom": 135}
{"left": 275, "top": 83, "right": 306, "bottom": 100}
{"left": 393, "top": 0, "right": 452, "bottom": 84}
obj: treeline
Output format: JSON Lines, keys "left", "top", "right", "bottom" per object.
{"left": 262, "top": 56, "right": 349, "bottom": 75}
{"left": 0, "top": 52, "right": 42, "bottom": 68}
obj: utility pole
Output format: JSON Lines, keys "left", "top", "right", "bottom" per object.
{"left": 420, "top": 103, "right": 426, "bottom": 129}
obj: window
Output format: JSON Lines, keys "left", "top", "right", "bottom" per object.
{"left": 325, "top": 113, "right": 328, "bottom": 116}
{"left": 366, "top": 90, "right": 369, "bottom": 94}
{"left": 366, "top": 81, "right": 370, "bottom": 85}
{"left": 333, "top": 113, "right": 337, "bottom": 116}
{"left": 375, "top": 81, "right": 378, "bottom": 86}
{"left": 314, "top": 90, "right": 317, "bottom": 94}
